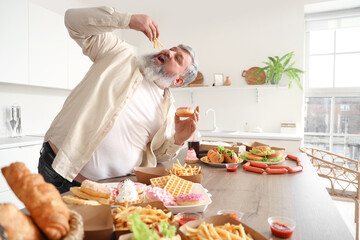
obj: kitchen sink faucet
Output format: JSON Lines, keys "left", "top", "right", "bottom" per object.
{"left": 205, "top": 108, "right": 219, "bottom": 132}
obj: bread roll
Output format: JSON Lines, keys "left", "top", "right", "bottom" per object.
{"left": 1, "top": 162, "right": 70, "bottom": 240}
{"left": 0, "top": 203, "right": 44, "bottom": 240}
{"left": 207, "top": 149, "right": 224, "bottom": 163}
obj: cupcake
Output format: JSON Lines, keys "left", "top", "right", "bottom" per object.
{"left": 114, "top": 179, "right": 143, "bottom": 205}
{"left": 185, "top": 148, "right": 199, "bottom": 163}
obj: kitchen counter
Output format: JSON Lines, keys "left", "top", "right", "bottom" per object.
{"left": 200, "top": 130, "right": 302, "bottom": 141}
{"left": 0, "top": 135, "right": 44, "bottom": 150}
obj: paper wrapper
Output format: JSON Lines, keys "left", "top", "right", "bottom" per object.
{"left": 179, "top": 215, "right": 266, "bottom": 240}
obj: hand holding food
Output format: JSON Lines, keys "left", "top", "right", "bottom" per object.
{"left": 129, "top": 14, "right": 159, "bottom": 42}
{"left": 174, "top": 106, "right": 199, "bottom": 145}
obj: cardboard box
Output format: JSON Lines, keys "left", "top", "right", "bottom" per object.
{"left": 179, "top": 215, "right": 266, "bottom": 240}
{"left": 113, "top": 201, "right": 174, "bottom": 238}
{"left": 134, "top": 166, "right": 203, "bottom": 184}
{"left": 67, "top": 205, "right": 113, "bottom": 240}
{"left": 199, "top": 142, "right": 246, "bottom": 158}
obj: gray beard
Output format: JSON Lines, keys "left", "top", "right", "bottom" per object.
{"left": 138, "top": 54, "right": 175, "bottom": 89}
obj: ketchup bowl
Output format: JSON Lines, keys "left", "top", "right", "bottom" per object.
{"left": 268, "top": 216, "right": 296, "bottom": 239}
{"left": 225, "top": 163, "right": 238, "bottom": 172}
{"left": 217, "top": 209, "right": 244, "bottom": 221}
{"left": 175, "top": 212, "right": 202, "bottom": 226}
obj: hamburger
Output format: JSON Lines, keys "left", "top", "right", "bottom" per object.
{"left": 242, "top": 146, "right": 284, "bottom": 162}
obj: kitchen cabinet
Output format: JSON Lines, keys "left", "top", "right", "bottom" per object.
{"left": 29, "top": 2, "right": 68, "bottom": 89}
{"left": 68, "top": 39, "right": 93, "bottom": 89}
{"left": 0, "top": 144, "right": 41, "bottom": 209}
{"left": 0, "top": 0, "right": 28, "bottom": 85}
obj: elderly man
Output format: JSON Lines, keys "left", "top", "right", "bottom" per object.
{"left": 38, "top": 6, "right": 199, "bottom": 193}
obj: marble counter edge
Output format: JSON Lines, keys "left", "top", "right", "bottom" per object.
{"left": 0, "top": 136, "right": 44, "bottom": 150}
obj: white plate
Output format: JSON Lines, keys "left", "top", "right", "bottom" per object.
{"left": 244, "top": 158, "right": 286, "bottom": 165}
{"left": 166, "top": 183, "right": 212, "bottom": 214}
{"left": 200, "top": 157, "right": 243, "bottom": 168}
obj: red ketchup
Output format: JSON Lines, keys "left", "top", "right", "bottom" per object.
{"left": 226, "top": 165, "right": 238, "bottom": 172}
{"left": 270, "top": 222, "right": 294, "bottom": 238}
{"left": 179, "top": 217, "right": 197, "bottom": 226}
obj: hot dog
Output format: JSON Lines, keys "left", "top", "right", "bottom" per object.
{"left": 243, "top": 165, "right": 265, "bottom": 174}
{"left": 224, "top": 149, "right": 241, "bottom": 163}
{"left": 268, "top": 165, "right": 292, "bottom": 171}
{"left": 265, "top": 168, "right": 288, "bottom": 174}
{"left": 250, "top": 162, "right": 268, "bottom": 169}
{"left": 207, "top": 148, "right": 224, "bottom": 163}
{"left": 288, "top": 166, "right": 303, "bottom": 173}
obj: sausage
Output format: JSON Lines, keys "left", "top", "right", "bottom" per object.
{"left": 243, "top": 162, "right": 251, "bottom": 169}
{"left": 288, "top": 166, "right": 303, "bottom": 173}
{"left": 265, "top": 168, "right": 288, "bottom": 174}
{"left": 250, "top": 162, "right": 268, "bottom": 169}
{"left": 268, "top": 165, "right": 291, "bottom": 171}
{"left": 287, "top": 154, "right": 299, "bottom": 161}
{"left": 243, "top": 165, "right": 265, "bottom": 174}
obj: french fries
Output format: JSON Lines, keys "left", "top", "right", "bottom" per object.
{"left": 185, "top": 222, "right": 254, "bottom": 240}
{"left": 153, "top": 38, "right": 163, "bottom": 50}
{"left": 168, "top": 159, "right": 201, "bottom": 176}
{"left": 112, "top": 204, "right": 174, "bottom": 230}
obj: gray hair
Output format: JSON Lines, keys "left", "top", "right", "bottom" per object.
{"left": 177, "top": 44, "right": 198, "bottom": 87}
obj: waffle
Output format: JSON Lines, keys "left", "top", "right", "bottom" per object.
{"left": 150, "top": 175, "right": 170, "bottom": 188}
{"left": 164, "top": 175, "right": 193, "bottom": 198}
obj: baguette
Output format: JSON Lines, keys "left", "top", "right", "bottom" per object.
{"left": 2, "top": 162, "right": 70, "bottom": 240}
{"left": 0, "top": 203, "right": 44, "bottom": 240}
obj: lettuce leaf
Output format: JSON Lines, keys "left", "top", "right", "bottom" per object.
{"left": 157, "top": 222, "right": 176, "bottom": 238}
{"left": 249, "top": 149, "right": 275, "bottom": 156}
{"left": 217, "top": 145, "right": 225, "bottom": 153}
{"left": 128, "top": 213, "right": 159, "bottom": 240}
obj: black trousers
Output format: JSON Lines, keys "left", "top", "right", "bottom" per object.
{"left": 38, "top": 142, "right": 80, "bottom": 194}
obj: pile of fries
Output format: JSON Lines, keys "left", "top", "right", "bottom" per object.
{"left": 185, "top": 222, "right": 254, "bottom": 240}
{"left": 168, "top": 159, "right": 201, "bottom": 176}
{"left": 112, "top": 204, "right": 174, "bottom": 230}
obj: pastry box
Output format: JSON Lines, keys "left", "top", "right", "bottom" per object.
{"left": 67, "top": 204, "right": 113, "bottom": 240}
{"left": 179, "top": 214, "right": 267, "bottom": 240}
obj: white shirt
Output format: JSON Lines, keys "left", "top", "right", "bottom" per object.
{"left": 80, "top": 78, "right": 164, "bottom": 180}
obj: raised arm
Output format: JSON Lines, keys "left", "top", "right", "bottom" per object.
{"left": 65, "top": 6, "right": 160, "bottom": 62}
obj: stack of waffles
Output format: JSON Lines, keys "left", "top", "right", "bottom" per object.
{"left": 150, "top": 175, "right": 193, "bottom": 198}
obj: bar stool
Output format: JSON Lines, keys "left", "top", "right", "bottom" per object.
{"left": 300, "top": 146, "right": 360, "bottom": 240}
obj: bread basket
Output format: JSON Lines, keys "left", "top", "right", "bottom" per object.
{"left": 242, "top": 67, "right": 266, "bottom": 85}
{"left": 62, "top": 209, "right": 84, "bottom": 240}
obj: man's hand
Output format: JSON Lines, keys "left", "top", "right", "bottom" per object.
{"left": 129, "top": 14, "right": 159, "bottom": 42}
{"left": 174, "top": 106, "right": 200, "bottom": 145}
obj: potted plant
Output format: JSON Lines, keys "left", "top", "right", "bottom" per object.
{"left": 252, "top": 52, "right": 304, "bottom": 90}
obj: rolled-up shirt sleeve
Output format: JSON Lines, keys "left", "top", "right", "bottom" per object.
{"left": 154, "top": 134, "right": 185, "bottom": 162}
{"left": 64, "top": 6, "right": 132, "bottom": 62}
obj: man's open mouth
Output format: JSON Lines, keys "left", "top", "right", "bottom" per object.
{"left": 155, "top": 54, "right": 167, "bottom": 65}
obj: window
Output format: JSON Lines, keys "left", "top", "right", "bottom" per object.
{"left": 305, "top": 10, "right": 360, "bottom": 163}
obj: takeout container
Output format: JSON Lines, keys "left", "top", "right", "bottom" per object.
{"left": 66, "top": 205, "right": 113, "bottom": 240}
{"left": 199, "top": 142, "right": 246, "bottom": 158}
{"left": 113, "top": 201, "right": 174, "bottom": 238}
{"left": 134, "top": 166, "right": 203, "bottom": 184}
{"left": 179, "top": 215, "right": 266, "bottom": 240}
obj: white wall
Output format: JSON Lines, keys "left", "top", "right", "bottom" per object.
{"left": 0, "top": 0, "right": 327, "bottom": 137}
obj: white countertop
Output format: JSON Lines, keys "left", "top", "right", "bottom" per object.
{"left": 200, "top": 130, "right": 303, "bottom": 141}
{"left": 0, "top": 135, "right": 44, "bottom": 150}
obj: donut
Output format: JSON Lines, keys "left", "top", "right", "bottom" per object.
{"left": 176, "top": 107, "right": 194, "bottom": 117}
{"left": 145, "top": 187, "right": 176, "bottom": 206}
{"left": 176, "top": 193, "right": 207, "bottom": 206}
{"left": 81, "top": 179, "right": 112, "bottom": 198}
